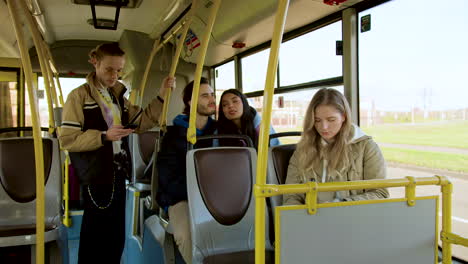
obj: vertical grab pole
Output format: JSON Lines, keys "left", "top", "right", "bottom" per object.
{"left": 441, "top": 178, "right": 453, "bottom": 264}
{"left": 187, "top": 0, "right": 221, "bottom": 144}
{"left": 254, "top": 0, "right": 289, "bottom": 263}
{"left": 137, "top": 38, "right": 161, "bottom": 105}
{"left": 44, "top": 44, "right": 65, "bottom": 107}
{"left": 43, "top": 44, "right": 59, "bottom": 108}
{"left": 7, "top": 1, "right": 46, "bottom": 263}
{"left": 159, "top": 0, "right": 199, "bottom": 132}
{"left": 17, "top": 0, "right": 56, "bottom": 133}
{"left": 54, "top": 71, "right": 65, "bottom": 106}
{"left": 62, "top": 153, "right": 72, "bottom": 227}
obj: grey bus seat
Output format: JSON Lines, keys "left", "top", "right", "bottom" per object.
{"left": 187, "top": 147, "right": 274, "bottom": 264}
{"left": 130, "top": 130, "right": 160, "bottom": 191}
{"left": 266, "top": 141, "right": 298, "bottom": 246}
{"left": 267, "top": 143, "right": 297, "bottom": 208}
{"left": 0, "top": 137, "right": 62, "bottom": 247}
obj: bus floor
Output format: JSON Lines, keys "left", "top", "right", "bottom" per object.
{"left": 66, "top": 187, "right": 186, "bottom": 264}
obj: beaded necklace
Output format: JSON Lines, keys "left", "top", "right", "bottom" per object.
{"left": 88, "top": 82, "right": 120, "bottom": 209}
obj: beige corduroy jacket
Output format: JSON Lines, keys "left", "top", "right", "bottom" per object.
{"left": 283, "top": 125, "right": 389, "bottom": 205}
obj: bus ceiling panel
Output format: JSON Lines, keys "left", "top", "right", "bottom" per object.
{"left": 148, "top": 0, "right": 192, "bottom": 39}
{"left": 28, "top": 40, "right": 101, "bottom": 75}
{"left": 28, "top": 0, "right": 55, "bottom": 44}
{"left": 40, "top": 0, "right": 190, "bottom": 43}
{"left": 179, "top": 0, "right": 365, "bottom": 66}
{"left": 0, "top": 0, "right": 28, "bottom": 59}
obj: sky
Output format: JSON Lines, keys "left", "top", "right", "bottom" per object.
{"left": 39, "top": 0, "right": 468, "bottom": 117}
{"left": 216, "top": 0, "right": 468, "bottom": 112}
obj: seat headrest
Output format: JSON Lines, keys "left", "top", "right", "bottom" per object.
{"left": 0, "top": 138, "right": 53, "bottom": 202}
{"left": 138, "top": 132, "right": 159, "bottom": 165}
{"left": 271, "top": 144, "right": 296, "bottom": 184}
{"left": 194, "top": 148, "right": 252, "bottom": 226}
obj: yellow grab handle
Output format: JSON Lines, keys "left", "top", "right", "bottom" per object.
{"left": 254, "top": 0, "right": 290, "bottom": 263}
{"left": 159, "top": 0, "right": 200, "bottom": 131}
{"left": 7, "top": 0, "right": 46, "bottom": 263}
{"left": 187, "top": 0, "right": 222, "bottom": 144}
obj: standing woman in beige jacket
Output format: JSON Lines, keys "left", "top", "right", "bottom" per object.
{"left": 283, "top": 88, "right": 389, "bottom": 205}
{"left": 59, "top": 43, "right": 173, "bottom": 263}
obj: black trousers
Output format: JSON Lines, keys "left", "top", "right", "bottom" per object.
{"left": 78, "top": 170, "right": 126, "bottom": 264}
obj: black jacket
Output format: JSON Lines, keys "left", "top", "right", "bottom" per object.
{"left": 156, "top": 120, "right": 216, "bottom": 207}
{"left": 67, "top": 84, "right": 131, "bottom": 185}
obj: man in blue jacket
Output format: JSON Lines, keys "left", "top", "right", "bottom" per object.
{"left": 156, "top": 77, "right": 216, "bottom": 264}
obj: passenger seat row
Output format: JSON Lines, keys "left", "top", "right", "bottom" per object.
{"left": 129, "top": 131, "right": 299, "bottom": 264}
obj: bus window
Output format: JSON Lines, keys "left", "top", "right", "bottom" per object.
{"left": 36, "top": 76, "right": 86, "bottom": 128}
{"left": 214, "top": 60, "right": 235, "bottom": 111}
{"left": 0, "top": 70, "right": 19, "bottom": 132}
{"left": 248, "top": 86, "right": 343, "bottom": 144}
{"left": 241, "top": 48, "right": 274, "bottom": 93}
{"left": 358, "top": 0, "right": 468, "bottom": 260}
{"left": 279, "top": 21, "right": 342, "bottom": 86}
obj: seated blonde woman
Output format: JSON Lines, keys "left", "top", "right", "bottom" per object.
{"left": 283, "top": 88, "right": 389, "bottom": 205}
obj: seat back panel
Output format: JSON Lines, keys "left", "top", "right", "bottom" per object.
{"left": 0, "top": 138, "right": 53, "bottom": 202}
{"left": 194, "top": 149, "right": 252, "bottom": 226}
{"left": 0, "top": 137, "right": 62, "bottom": 239}
{"left": 187, "top": 147, "right": 263, "bottom": 262}
{"left": 278, "top": 198, "right": 437, "bottom": 264}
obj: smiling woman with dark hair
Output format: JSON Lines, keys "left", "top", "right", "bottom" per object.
{"left": 217, "top": 89, "right": 279, "bottom": 148}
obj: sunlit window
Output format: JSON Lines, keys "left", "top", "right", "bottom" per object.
{"left": 279, "top": 21, "right": 342, "bottom": 86}
{"left": 249, "top": 86, "right": 343, "bottom": 144}
{"left": 214, "top": 61, "right": 235, "bottom": 112}
{"left": 359, "top": 0, "right": 468, "bottom": 260}
{"left": 241, "top": 48, "right": 274, "bottom": 93}
{"left": 0, "top": 70, "right": 18, "bottom": 134}
{"left": 37, "top": 77, "right": 86, "bottom": 127}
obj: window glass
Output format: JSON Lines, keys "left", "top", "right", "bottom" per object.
{"left": 359, "top": 0, "right": 468, "bottom": 260}
{"left": 279, "top": 21, "right": 342, "bottom": 86}
{"left": 241, "top": 48, "right": 275, "bottom": 93}
{"left": 37, "top": 77, "right": 86, "bottom": 127}
{"left": 214, "top": 61, "right": 235, "bottom": 112}
{"left": 249, "top": 86, "right": 343, "bottom": 144}
{"left": 0, "top": 70, "right": 19, "bottom": 135}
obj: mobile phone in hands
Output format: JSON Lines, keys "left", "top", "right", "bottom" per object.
{"left": 124, "top": 123, "right": 138, "bottom": 129}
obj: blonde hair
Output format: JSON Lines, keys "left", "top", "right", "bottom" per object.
{"left": 296, "top": 88, "right": 353, "bottom": 172}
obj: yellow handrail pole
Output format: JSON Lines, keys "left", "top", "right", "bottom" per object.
{"left": 17, "top": 0, "right": 55, "bottom": 134}
{"left": 187, "top": 0, "right": 221, "bottom": 144}
{"left": 40, "top": 41, "right": 59, "bottom": 109}
{"left": 138, "top": 38, "right": 161, "bottom": 105}
{"left": 254, "top": 0, "right": 289, "bottom": 263}
{"left": 7, "top": 1, "right": 46, "bottom": 263}
{"left": 54, "top": 72, "right": 64, "bottom": 106}
{"left": 439, "top": 176, "right": 453, "bottom": 264}
{"left": 445, "top": 233, "right": 468, "bottom": 247}
{"left": 43, "top": 52, "right": 59, "bottom": 108}
{"left": 138, "top": 18, "right": 189, "bottom": 105}
{"left": 159, "top": 0, "right": 199, "bottom": 131}
{"left": 42, "top": 42, "right": 60, "bottom": 107}
{"left": 42, "top": 41, "right": 65, "bottom": 106}
{"left": 257, "top": 177, "right": 442, "bottom": 198}
{"left": 62, "top": 152, "right": 72, "bottom": 227}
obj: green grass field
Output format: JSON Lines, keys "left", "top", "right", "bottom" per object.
{"left": 381, "top": 147, "right": 468, "bottom": 173}
{"left": 362, "top": 121, "right": 468, "bottom": 149}
{"left": 363, "top": 121, "right": 468, "bottom": 173}
{"left": 275, "top": 120, "right": 468, "bottom": 173}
